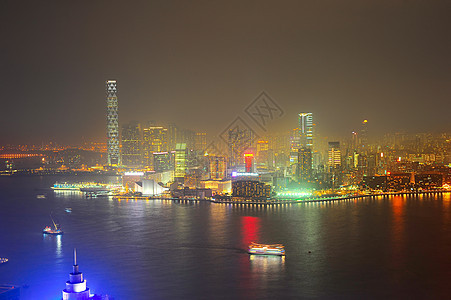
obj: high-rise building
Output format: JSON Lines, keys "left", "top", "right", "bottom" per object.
{"left": 153, "top": 151, "right": 174, "bottom": 172}
{"left": 360, "top": 119, "right": 368, "bottom": 152}
{"left": 209, "top": 155, "right": 227, "bottom": 180}
{"left": 297, "top": 147, "right": 312, "bottom": 183}
{"left": 106, "top": 80, "right": 120, "bottom": 166}
{"left": 167, "top": 123, "right": 178, "bottom": 151}
{"left": 244, "top": 153, "right": 255, "bottom": 173}
{"left": 328, "top": 142, "right": 341, "bottom": 170}
{"left": 227, "top": 127, "right": 255, "bottom": 167}
{"left": 142, "top": 126, "right": 168, "bottom": 169}
{"left": 175, "top": 143, "right": 187, "bottom": 180}
{"left": 121, "top": 121, "right": 141, "bottom": 167}
{"left": 256, "top": 140, "right": 269, "bottom": 169}
{"left": 298, "top": 113, "right": 313, "bottom": 149}
{"left": 195, "top": 132, "right": 207, "bottom": 152}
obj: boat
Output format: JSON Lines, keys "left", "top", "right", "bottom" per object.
{"left": 0, "top": 257, "right": 8, "bottom": 264}
{"left": 43, "top": 215, "right": 63, "bottom": 235}
{"left": 248, "top": 242, "right": 285, "bottom": 256}
{"left": 36, "top": 194, "right": 46, "bottom": 199}
{"left": 65, "top": 208, "right": 72, "bottom": 213}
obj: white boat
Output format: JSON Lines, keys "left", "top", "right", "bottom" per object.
{"left": 248, "top": 242, "right": 285, "bottom": 256}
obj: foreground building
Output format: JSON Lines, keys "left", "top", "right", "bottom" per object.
{"left": 62, "top": 249, "right": 113, "bottom": 300}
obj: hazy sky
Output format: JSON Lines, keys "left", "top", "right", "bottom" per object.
{"left": 1, "top": 0, "right": 450, "bottom": 144}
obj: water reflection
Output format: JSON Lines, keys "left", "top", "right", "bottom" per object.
{"left": 43, "top": 234, "right": 63, "bottom": 258}
{"left": 241, "top": 216, "right": 260, "bottom": 247}
{"left": 249, "top": 255, "right": 286, "bottom": 290}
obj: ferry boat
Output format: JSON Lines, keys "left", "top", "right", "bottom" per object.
{"left": 43, "top": 216, "right": 63, "bottom": 235}
{"left": 51, "top": 182, "right": 106, "bottom": 191}
{"left": 248, "top": 242, "right": 285, "bottom": 256}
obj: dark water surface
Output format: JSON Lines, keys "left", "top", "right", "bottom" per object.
{"left": 1, "top": 176, "right": 451, "bottom": 299}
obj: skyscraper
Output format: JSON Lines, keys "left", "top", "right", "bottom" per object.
{"left": 175, "top": 143, "right": 187, "bottom": 180}
{"left": 297, "top": 147, "right": 312, "bottom": 183}
{"left": 328, "top": 142, "right": 342, "bottom": 170}
{"left": 142, "top": 126, "right": 168, "bottom": 169}
{"left": 244, "top": 153, "right": 255, "bottom": 173}
{"left": 195, "top": 132, "right": 207, "bottom": 152}
{"left": 209, "top": 155, "right": 227, "bottom": 180}
{"left": 298, "top": 113, "right": 313, "bottom": 149}
{"left": 360, "top": 119, "right": 368, "bottom": 152}
{"left": 106, "top": 80, "right": 120, "bottom": 166}
{"left": 121, "top": 121, "right": 142, "bottom": 167}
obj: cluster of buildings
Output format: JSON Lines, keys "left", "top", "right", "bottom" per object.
{"left": 105, "top": 81, "right": 451, "bottom": 198}
{"left": 1, "top": 80, "right": 450, "bottom": 199}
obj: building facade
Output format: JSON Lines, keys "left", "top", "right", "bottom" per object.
{"left": 106, "top": 80, "right": 120, "bottom": 166}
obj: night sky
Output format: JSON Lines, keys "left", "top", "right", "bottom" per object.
{"left": 1, "top": 0, "right": 450, "bottom": 144}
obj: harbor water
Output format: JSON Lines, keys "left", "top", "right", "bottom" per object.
{"left": 1, "top": 175, "right": 451, "bottom": 299}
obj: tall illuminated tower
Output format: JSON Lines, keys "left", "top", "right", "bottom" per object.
{"left": 106, "top": 80, "right": 120, "bottom": 166}
{"left": 298, "top": 113, "right": 313, "bottom": 148}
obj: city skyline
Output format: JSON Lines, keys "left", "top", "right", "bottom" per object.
{"left": 2, "top": 2, "right": 451, "bottom": 299}
{"left": 1, "top": 1, "right": 450, "bottom": 145}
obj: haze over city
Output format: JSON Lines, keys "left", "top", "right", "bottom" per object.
{"left": 1, "top": 0, "right": 450, "bottom": 145}
{"left": 1, "top": 1, "right": 451, "bottom": 300}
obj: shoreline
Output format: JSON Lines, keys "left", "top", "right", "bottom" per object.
{"left": 109, "top": 190, "right": 451, "bottom": 205}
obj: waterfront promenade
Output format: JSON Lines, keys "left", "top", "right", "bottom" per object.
{"left": 109, "top": 190, "right": 451, "bottom": 205}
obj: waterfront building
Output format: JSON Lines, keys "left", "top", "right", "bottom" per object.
{"left": 200, "top": 179, "right": 232, "bottom": 194}
{"left": 415, "top": 173, "right": 443, "bottom": 189}
{"left": 122, "top": 171, "right": 144, "bottom": 191}
{"left": 121, "top": 122, "right": 141, "bottom": 167}
{"left": 386, "top": 172, "right": 414, "bottom": 191}
{"left": 106, "top": 80, "right": 120, "bottom": 166}
{"left": 232, "top": 180, "right": 271, "bottom": 198}
{"left": 135, "top": 179, "right": 167, "bottom": 196}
